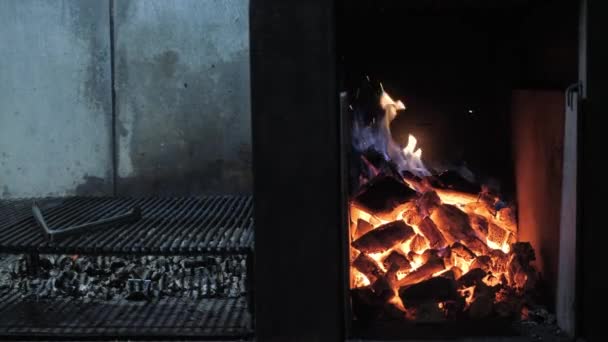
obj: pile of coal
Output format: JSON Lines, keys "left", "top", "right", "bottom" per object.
{"left": 0, "top": 253, "right": 247, "bottom": 301}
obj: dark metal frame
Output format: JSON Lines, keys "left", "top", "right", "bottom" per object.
{"left": 250, "top": 0, "right": 344, "bottom": 341}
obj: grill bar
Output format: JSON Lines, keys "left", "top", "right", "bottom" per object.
{"left": 0, "top": 290, "right": 252, "bottom": 339}
{"left": 0, "top": 196, "right": 254, "bottom": 255}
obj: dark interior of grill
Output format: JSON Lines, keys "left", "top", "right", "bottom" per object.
{"left": 1, "top": 0, "right": 607, "bottom": 341}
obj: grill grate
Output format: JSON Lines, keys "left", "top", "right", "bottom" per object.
{"left": 0, "top": 196, "right": 254, "bottom": 255}
{"left": 0, "top": 290, "right": 252, "bottom": 339}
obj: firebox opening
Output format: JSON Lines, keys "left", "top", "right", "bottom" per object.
{"left": 339, "top": 0, "right": 580, "bottom": 338}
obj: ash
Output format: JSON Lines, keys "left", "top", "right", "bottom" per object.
{"left": 0, "top": 253, "right": 247, "bottom": 301}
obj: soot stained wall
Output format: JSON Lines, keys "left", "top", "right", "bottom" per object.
{"left": 114, "top": 0, "right": 252, "bottom": 196}
{"left": 0, "top": 0, "right": 252, "bottom": 199}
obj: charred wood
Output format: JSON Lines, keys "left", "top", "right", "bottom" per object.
{"left": 399, "top": 276, "right": 459, "bottom": 308}
{"left": 457, "top": 268, "right": 486, "bottom": 288}
{"left": 352, "top": 253, "right": 383, "bottom": 283}
{"left": 353, "top": 175, "right": 417, "bottom": 216}
{"left": 352, "top": 220, "right": 415, "bottom": 253}
{"left": 416, "top": 191, "right": 441, "bottom": 217}
{"left": 431, "top": 204, "right": 476, "bottom": 243}
{"left": 397, "top": 256, "right": 445, "bottom": 287}
{"left": 382, "top": 251, "right": 411, "bottom": 272}
{"left": 354, "top": 219, "right": 373, "bottom": 240}
{"left": 418, "top": 217, "right": 448, "bottom": 249}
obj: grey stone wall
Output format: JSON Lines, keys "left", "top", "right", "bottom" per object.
{"left": 0, "top": 0, "right": 252, "bottom": 198}
{"left": 114, "top": 0, "right": 252, "bottom": 195}
{"left": 0, "top": 0, "right": 113, "bottom": 198}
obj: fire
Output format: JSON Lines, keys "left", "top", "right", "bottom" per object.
{"left": 349, "top": 88, "right": 538, "bottom": 322}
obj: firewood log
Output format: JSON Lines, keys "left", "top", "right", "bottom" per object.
{"left": 352, "top": 221, "right": 415, "bottom": 253}
{"left": 511, "top": 242, "right": 535, "bottom": 264}
{"left": 416, "top": 191, "right": 441, "bottom": 217}
{"left": 469, "top": 214, "right": 489, "bottom": 241}
{"left": 401, "top": 202, "right": 423, "bottom": 226}
{"left": 496, "top": 207, "right": 517, "bottom": 234}
{"left": 410, "top": 234, "right": 429, "bottom": 254}
{"left": 431, "top": 205, "right": 476, "bottom": 243}
{"left": 354, "top": 219, "right": 373, "bottom": 240}
{"left": 371, "top": 275, "right": 394, "bottom": 302}
{"left": 428, "top": 170, "right": 481, "bottom": 194}
{"left": 462, "top": 237, "right": 490, "bottom": 256}
{"left": 382, "top": 251, "right": 411, "bottom": 272}
{"left": 487, "top": 223, "right": 509, "bottom": 247}
{"left": 457, "top": 268, "right": 486, "bottom": 288}
{"left": 464, "top": 201, "right": 496, "bottom": 218}
{"left": 489, "top": 249, "right": 509, "bottom": 274}
{"left": 352, "top": 253, "right": 383, "bottom": 283}
{"left": 451, "top": 242, "right": 476, "bottom": 262}
{"left": 418, "top": 217, "right": 448, "bottom": 249}
{"left": 450, "top": 266, "right": 463, "bottom": 280}
{"left": 353, "top": 175, "right": 417, "bottom": 216}
{"left": 399, "top": 276, "right": 459, "bottom": 308}
{"left": 397, "top": 256, "right": 445, "bottom": 287}
{"left": 470, "top": 255, "right": 492, "bottom": 273}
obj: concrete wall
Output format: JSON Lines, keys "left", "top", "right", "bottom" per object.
{"left": 0, "top": 0, "right": 252, "bottom": 199}
{"left": 0, "top": 0, "right": 113, "bottom": 198}
{"left": 114, "top": 0, "right": 251, "bottom": 195}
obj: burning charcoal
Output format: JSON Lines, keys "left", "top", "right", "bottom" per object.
{"left": 511, "top": 242, "right": 536, "bottom": 264}
{"left": 451, "top": 242, "right": 476, "bottom": 262}
{"left": 469, "top": 214, "right": 489, "bottom": 241}
{"left": 450, "top": 266, "right": 463, "bottom": 280}
{"left": 416, "top": 191, "right": 441, "bottom": 217}
{"left": 438, "top": 247, "right": 453, "bottom": 268}
{"left": 401, "top": 201, "right": 423, "bottom": 226}
{"left": 398, "top": 277, "right": 458, "bottom": 308}
{"left": 353, "top": 176, "right": 417, "bottom": 216}
{"left": 430, "top": 205, "right": 476, "bottom": 244}
{"left": 354, "top": 219, "right": 373, "bottom": 240}
{"left": 462, "top": 237, "right": 489, "bottom": 256}
{"left": 457, "top": 268, "right": 486, "bottom": 288}
{"left": 352, "top": 221, "right": 415, "bottom": 253}
{"left": 382, "top": 251, "right": 410, "bottom": 272}
{"left": 464, "top": 201, "right": 496, "bottom": 218}
{"left": 496, "top": 207, "right": 517, "bottom": 233}
{"left": 410, "top": 234, "right": 428, "bottom": 254}
{"left": 487, "top": 223, "right": 509, "bottom": 247}
{"left": 397, "top": 256, "right": 445, "bottom": 287}
{"left": 508, "top": 258, "right": 538, "bottom": 291}
{"left": 408, "top": 248, "right": 439, "bottom": 267}
{"left": 489, "top": 249, "right": 509, "bottom": 274}
{"left": 469, "top": 293, "right": 494, "bottom": 319}
{"left": 428, "top": 170, "right": 481, "bottom": 194}
{"left": 418, "top": 217, "right": 448, "bottom": 249}
{"left": 470, "top": 255, "right": 492, "bottom": 272}
{"left": 353, "top": 253, "right": 383, "bottom": 283}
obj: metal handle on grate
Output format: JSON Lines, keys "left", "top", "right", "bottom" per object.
{"left": 32, "top": 201, "right": 142, "bottom": 242}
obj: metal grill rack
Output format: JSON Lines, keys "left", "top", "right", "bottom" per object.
{"left": 0, "top": 196, "right": 254, "bottom": 255}
{"left": 0, "top": 196, "right": 254, "bottom": 340}
{"left": 0, "top": 290, "right": 252, "bottom": 339}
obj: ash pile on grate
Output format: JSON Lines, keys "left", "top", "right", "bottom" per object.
{"left": 0, "top": 253, "right": 247, "bottom": 301}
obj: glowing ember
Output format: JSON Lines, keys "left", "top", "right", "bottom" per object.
{"left": 349, "top": 88, "right": 539, "bottom": 322}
